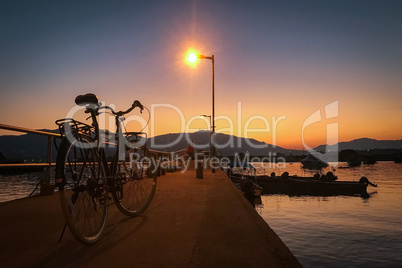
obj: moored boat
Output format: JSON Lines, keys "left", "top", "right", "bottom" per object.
{"left": 229, "top": 172, "right": 376, "bottom": 198}
{"left": 301, "top": 154, "right": 328, "bottom": 169}
{"left": 347, "top": 158, "right": 362, "bottom": 167}
{"left": 254, "top": 175, "right": 374, "bottom": 196}
{"left": 363, "top": 155, "right": 377, "bottom": 165}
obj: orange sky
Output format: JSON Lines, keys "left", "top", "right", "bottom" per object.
{"left": 1, "top": 1, "right": 401, "bottom": 150}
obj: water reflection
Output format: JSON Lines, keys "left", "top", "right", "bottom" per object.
{"left": 257, "top": 162, "right": 402, "bottom": 267}
{"left": 0, "top": 172, "right": 43, "bottom": 202}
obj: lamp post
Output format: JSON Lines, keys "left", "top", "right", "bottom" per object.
{"left": 188, "top": 53, "right": 216, "bottom": 172}
{"left": 200, "top": 114, "right": 212, "bottom": 157}
{"left": 196, "top": 54, "right": 215, "bottom": 139}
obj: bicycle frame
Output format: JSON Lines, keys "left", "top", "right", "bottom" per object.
{"left": 55, "top": 101, "right": 149, "bottom": 186}
{"left": 85, "top": 107, "right": 147, "bottom": 183}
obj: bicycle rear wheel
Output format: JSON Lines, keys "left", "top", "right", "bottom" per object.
{"left": 56, "top": 137, "right": 108, "bottom": 245}
{"left": 112, "top": 147, "right": 157, "bottom": 216}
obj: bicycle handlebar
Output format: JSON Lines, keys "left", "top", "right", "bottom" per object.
{"left": 98, "top": 100, "right": 144, "bottom": 116}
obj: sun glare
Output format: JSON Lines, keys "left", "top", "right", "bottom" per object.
{"left": 187, "top": 53, "right": 197, "bottom": 63}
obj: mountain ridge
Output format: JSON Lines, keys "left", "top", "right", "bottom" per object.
{"left": 314, "top": 137, "right": 402, "bottom": 152}
{"left": 1, "top": 129, "right": 402, "bottom": 162}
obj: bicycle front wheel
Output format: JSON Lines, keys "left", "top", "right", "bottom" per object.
{"left": 112, "top": 148, "right": 157, "bottom": 217}
{"left": 56, "top": 137, "right": 108, "bottom": 245}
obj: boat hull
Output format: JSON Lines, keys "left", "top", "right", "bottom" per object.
{"left": 244, "top": 175, "right": 369, "bottom": 197}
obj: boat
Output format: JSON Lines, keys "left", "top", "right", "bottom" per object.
{"left": 394, "top": 154, "right": 402, "bottom": 163}
{"left": 225, "top": 160, "right": 376, "bottom": 197}
{"left": 256, "top": 175, "right": 375, "bottom": 197}
{"left": 363, "top": 155, "right": 377, "bottom": 165}
{"left": 347, "top": 158, "right": 362, "bottom": 167}
{"left": 230, "top": 174, "right": 263, "bottom": 197}
{"left": 225, "top": 163, "right": 262, "bottom": 198}
{"left": 227, "top": 174, "right": 263, "bottom": 205}
{"left": 228, "top": 171, "right": 376, "bottom": 197}
{"left": 301, "top": 154, "right": 328, "bottom": 169}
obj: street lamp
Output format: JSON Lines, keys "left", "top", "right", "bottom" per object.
{"left": 188, "top": 52, "right": 216, "bottom": 172}
{"left": 200, "top": 114, "right": 212, "bottom": 127}
{"left": 200, "top": 114, "right": 212, "bottom": 156}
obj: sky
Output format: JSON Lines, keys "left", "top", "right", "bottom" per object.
{"left": 1, "top": 0, "right": 402, "bottom": 149}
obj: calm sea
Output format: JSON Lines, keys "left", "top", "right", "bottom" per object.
{"left": 0, "top": 171, "right": 44, "bottom": 203}
{"left": 252, "top": 161, "right": 402, "bottom": 267}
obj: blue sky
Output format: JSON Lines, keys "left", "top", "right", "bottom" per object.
{"left": 1, "top": 0, "right": 401, "bottom": 148}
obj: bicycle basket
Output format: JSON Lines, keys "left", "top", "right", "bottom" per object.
{"left": 55, "top": 118, "right": 94, "bottom": 139}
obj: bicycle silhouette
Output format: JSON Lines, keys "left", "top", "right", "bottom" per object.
{"left": 55, "top": 93, "right": 156, "bottom": 245}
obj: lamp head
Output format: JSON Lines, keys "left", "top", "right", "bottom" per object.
{"left": 187, "top": 53, "right": 198, "bottom": 63}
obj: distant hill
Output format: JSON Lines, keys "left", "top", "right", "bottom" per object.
{"left": 0, "top": 129, "right": 298, "bottom": 162}
{"left": 0, "top": 129, "right": 59, "bottom": 163}
{"left": 1, "top": 130, "right": 401, "bottom": 163}
{"left": 146, "top": 130, "right": 296, "bottom": 156}
{"left": 314, "top": 138, "right": 402, "bottom": 152}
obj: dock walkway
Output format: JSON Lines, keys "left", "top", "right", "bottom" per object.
{"left": 0, "top": 165, "right": 301, "bottom": 267}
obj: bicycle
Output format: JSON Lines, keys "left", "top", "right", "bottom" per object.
{"left": 55, "top": 93, "right": 156, "bottom": 245}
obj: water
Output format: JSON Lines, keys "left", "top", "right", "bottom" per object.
{"left": 253, "top": 161, "right": 402, "bottom": 267}
{"left": 0, "top": 172, "right": 43, "bottom": 202}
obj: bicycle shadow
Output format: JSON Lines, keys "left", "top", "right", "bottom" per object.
{"left": 34, "top": 213, "right": 148, "bottom": 266}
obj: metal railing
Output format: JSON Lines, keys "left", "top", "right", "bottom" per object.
{"left": 148, "top": 148, "right": 187, "bottom": 175}
{"left": 0, "top": 123, "right": 189, "bottom": 196}
{"left": 0, "top": 123, "right": 61, "bottom": 196}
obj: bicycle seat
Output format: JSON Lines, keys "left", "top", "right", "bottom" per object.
{"left": 75, "top": 93, "right": 99, "bottom": 106}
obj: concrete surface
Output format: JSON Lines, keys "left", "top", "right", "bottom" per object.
{"left": 0, "top": 165, "right": 301, "bottom": 267}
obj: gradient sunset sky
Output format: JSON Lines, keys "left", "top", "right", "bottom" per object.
{"left": 1, "top": 0, "right": 401, "bottom": 149}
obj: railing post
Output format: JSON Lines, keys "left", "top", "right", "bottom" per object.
{"left": 160, "top": 152, "right": 166, "bottom": 175}
{"left": 147, "top": 155, "right": 157, "bottom": 178}
{"left": 196, "top": 153, "right": 203, "bottom": 179}
{"left": 156, "top": 154, "right": 161, "bottom": 177}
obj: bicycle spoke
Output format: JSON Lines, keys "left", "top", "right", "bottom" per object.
{"left": 112, "top": 158, "right": 156, "bottom": 216}
{"left": 58, "top": 138, "right": 108, "bottom": 245}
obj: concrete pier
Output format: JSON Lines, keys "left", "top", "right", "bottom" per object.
{"left": 0, "top": 165, "right": 301, "bottom": 267}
